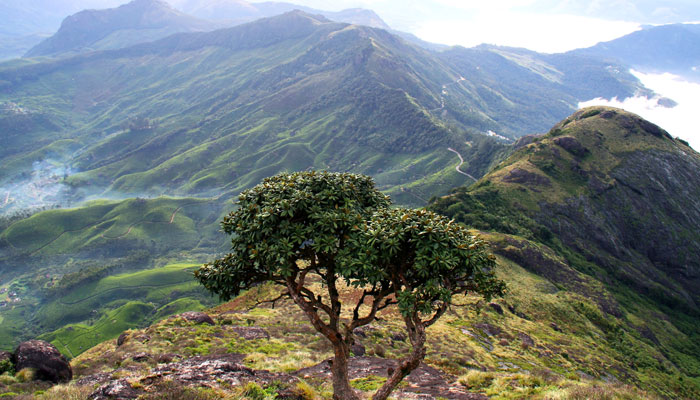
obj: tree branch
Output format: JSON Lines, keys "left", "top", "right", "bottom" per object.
{"left": 247, "top": 290, "right": 290, "bottom": 311}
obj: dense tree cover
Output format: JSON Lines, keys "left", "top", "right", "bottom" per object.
{"left": 195, "top": 171, "right": 505, "bottom": 400}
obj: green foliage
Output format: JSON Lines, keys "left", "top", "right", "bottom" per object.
{"left": 345, "top": 207, "right": 506, "bottom": 317}
{"left": 195, "top": 171, "right": 391, "bottom": 300}
{"left": 0, "top": 359, "right": 14, "bottom": 375}
{"left": 197, "top": 171, "right": 505, "bottom": 400}
{"left": 350, "top": 375, "right": 387, "bottom": 391}
{"left": 241, "top": 382, "right": 278, "bottom": 400}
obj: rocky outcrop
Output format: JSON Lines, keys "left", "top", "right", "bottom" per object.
{"left": 143, "top": 354, "right": 296, "bottom": 388}
{"left": 228, "top": 326, "right": 270, "bottom": 340}
{"left": 296, "top": 356, "right": 487, "bottom": 400}
{"left": 177, "top": 311, "right": 215, "bottom": 325}
{"left": 13, "top": 340, "right": 72, "bottom": 383}
{"left": 89, "top": 379, "right": 139, "bottom": 400}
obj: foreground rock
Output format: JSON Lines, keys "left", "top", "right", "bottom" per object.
{"left": 13, "top": 340, "right": 72, "bottom": 383}
{"left": 177, "top": 311, "right": 216, "bottom": 325}
{"left": 296, "top": 356, "right": 487, "bottom": 400}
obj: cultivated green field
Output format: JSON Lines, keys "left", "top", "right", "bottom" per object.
{"left": 34, "top": 263, "right": 211, "bottom": 357}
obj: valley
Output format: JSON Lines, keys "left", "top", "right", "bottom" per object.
{"left": 0, "top": 1, "right": 698, "bottom": 399}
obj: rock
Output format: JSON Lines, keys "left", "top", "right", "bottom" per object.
{"left": 13, "top": 340, "right": 72, "bottom": 383}
{"left": 116, "top": 333, "right": 128, "bottom": 347}
{"left": 178, "top": 311, "right": 215, "bottom": 325}
{"left": 131, "top": 352, "right": 150, "bottom": 362}
{"left": 229, "top": 326, "right": 270, "bottom": 340}
{"left": 513, "top": 134, "right": 539, "bottom": 149}
{"left": 391, "top": 332, "right": 407, "bottom": 342}
{"left": 155, "top": 353, "right": 180, "bottom": 364}
{"left": 76, "top": 371, "right": 114, "bottom": 387}
{"left": 145, "top": 354, "right": 296, "bottom": 388}
{"left": 518, "top": 332, "right": 535, "bottom": 348}
{"left": 353, "top": 325, "right": 378, "bottom": 338}
{"left": 89, "top": 378, "right": 139, "bottom": 400}
{"left": 474, "top": 323, "right": 501, "bottom": 337}
{"left": 488, "top": 303, "right": 503, "bottom": 315}
{"left": 502, "top": 167, "right": 551, "bottom": 187}
{"left": 351, "top": 342, "right": 366, "bottom": 356}
{"left": 295, "top": 357, "right": 487, "bottom": 400}
{"left": 554, "top": 136, "right": 588, "bottom": 157}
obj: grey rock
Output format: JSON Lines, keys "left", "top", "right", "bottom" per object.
{"left": 178, "top": 311, "right": 215, "bottom": 325}
{"left": 89, "top": 378, "right": 139, "bottom": 400}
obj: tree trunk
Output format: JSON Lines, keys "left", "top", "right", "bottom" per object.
{"left": 371, "top": 319, "right": 426, "bottom": 400}
{"left": 331, "top": 342, "right": 361, "bottom": 400}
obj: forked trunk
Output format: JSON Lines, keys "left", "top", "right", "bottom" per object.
{"left": 331, "top": 342, "right": 361, "bottom": 400}
{"left": 371, "top": 319, "right": 427, "bottom": 400}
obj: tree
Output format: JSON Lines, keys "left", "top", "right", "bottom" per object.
{"left": 195, "top": 171, "right": 505, "bottom": 400}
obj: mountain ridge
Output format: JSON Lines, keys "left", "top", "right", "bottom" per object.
{"left": 25, "top": 0, "right": 214, "bottom": 57}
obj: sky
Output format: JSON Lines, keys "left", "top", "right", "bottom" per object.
{"left": 247, "top": 0, "right": 700, "bottom": 53}
{"left": 580, "top": 71, "right": 700, "bottom": 149}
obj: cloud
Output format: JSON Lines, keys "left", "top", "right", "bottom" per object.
{"left": 579, "top": 70, "right": 700, "bottom": 150}
{"left": 414, "top": 12, "right": 639, "bottom": 53}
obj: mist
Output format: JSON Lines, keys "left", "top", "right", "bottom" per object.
{"left": 579, "top": 70, "right": 700, "bottom": 150}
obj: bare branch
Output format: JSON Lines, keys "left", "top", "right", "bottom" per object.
{"left": 423, "top": 302, "right": 448, "bottom": 327}
{"left": 247, "top": 290, "right": 290, "bottom": 311}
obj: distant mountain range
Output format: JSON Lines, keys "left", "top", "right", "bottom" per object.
{"left": 571, "top": 23, "right": 700, "bottom": 81}
{"left": 1, "top": 11, "right": 647, "bottom": 211}
{"left": 25, "top": 0, "right": 214, "bottom": 57}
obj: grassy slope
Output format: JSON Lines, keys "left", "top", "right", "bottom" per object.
{"left": 51, "top": 240, "right": 689, "bottom": 399}
{"left": 0, "top": 196, "right": 223, "bottom": 258}
{"left": 37, "top": 263, "right": 208, "bottom": 358}
{"left": 0, "top": 196, "right": 224, "bottom": 352}
{"left": 429, "top": 106, "right": 700, "bottom": 397}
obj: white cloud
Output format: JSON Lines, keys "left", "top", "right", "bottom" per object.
{"left": 579, "top": 70, "right": 700, "bottom": 150}
{"left": 414, "top": 13, "right": 639, "bottom": 53}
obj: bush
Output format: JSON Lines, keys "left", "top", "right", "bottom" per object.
{"left": 15, "top": 368, "right": 36, "bottom": 383}
{"left": 0, "top": 359, "right": 14, "bottom": 376}
{"left": 459, "top": 370, "right": 495, "bottom": 390}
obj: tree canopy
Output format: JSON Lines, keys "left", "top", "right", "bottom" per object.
{"left": 195, "top": 171, "right": 505, "bottom": 400}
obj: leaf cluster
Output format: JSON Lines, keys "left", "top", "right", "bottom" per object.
{"left": 194, "top": 171, "right": 390, "bottom": 300}
{"left": 195, "top": 171, "right": 504, "bottom": 314}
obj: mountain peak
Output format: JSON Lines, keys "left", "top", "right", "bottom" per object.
{"left": 25, "top": 0, "right": 211, "bottom": 58}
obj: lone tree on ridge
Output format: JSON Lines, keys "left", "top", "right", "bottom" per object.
{"left": 195, "top": 171, "right": 505, "bottom": 400}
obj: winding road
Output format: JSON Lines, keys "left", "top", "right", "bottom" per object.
{"left": 447, "top": 148, "right": 478, "bottom": 182}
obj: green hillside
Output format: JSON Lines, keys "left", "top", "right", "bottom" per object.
{"left": 0, "top": 11, "right": 645, "bottom": 213}
{"left": 0, "top": 262, "right": 213, "bottom": 357}
{"left": 0, "top": 196, "right": 223, "bottom": 351}
{"left": 429, "top": 106, "right": 700, "bottom": 397}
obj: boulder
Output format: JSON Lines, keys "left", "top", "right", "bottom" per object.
{"left": 116, "top": 333, "right": 128, "bottom": 347}
{"left": 553, "top": 136, "right": 588, "bottom": 157}
{"left": 13, "top": 340, "right": 72, "bottom": 383}
{"left": 228, "top": 326, "right": 270, "bottom": 340}
{"left": 351, "top": 342, "right": 366, "bottom": 357}
{"left": 178, "top": 311, "right": 215, "bottom": 325}
{"left": 488, "top": 302, "right": 504, "bottom": 314}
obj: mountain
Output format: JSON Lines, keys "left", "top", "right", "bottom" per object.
{"left": 572, "top": 23, "right": 700, "bottom": 82}
{"left": 173, "top": 0, "right": 391, "bottom": 29}
{"left": 25, "top": 0, "right": 214, "bottom": 58}
{"left": 430, "top": 106, "right": 700, "bottom": 397}
{"left": 1, "top": 11, "right": 647, "bottom": 214}
{"left": 21, "top": 0, "right": 398, "bottom": 60}
{"left": 0, "top": 0, "right": 125, "bottom": 59}
{"left": 2, "top": 111, "right": 698, "bottom": 399}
